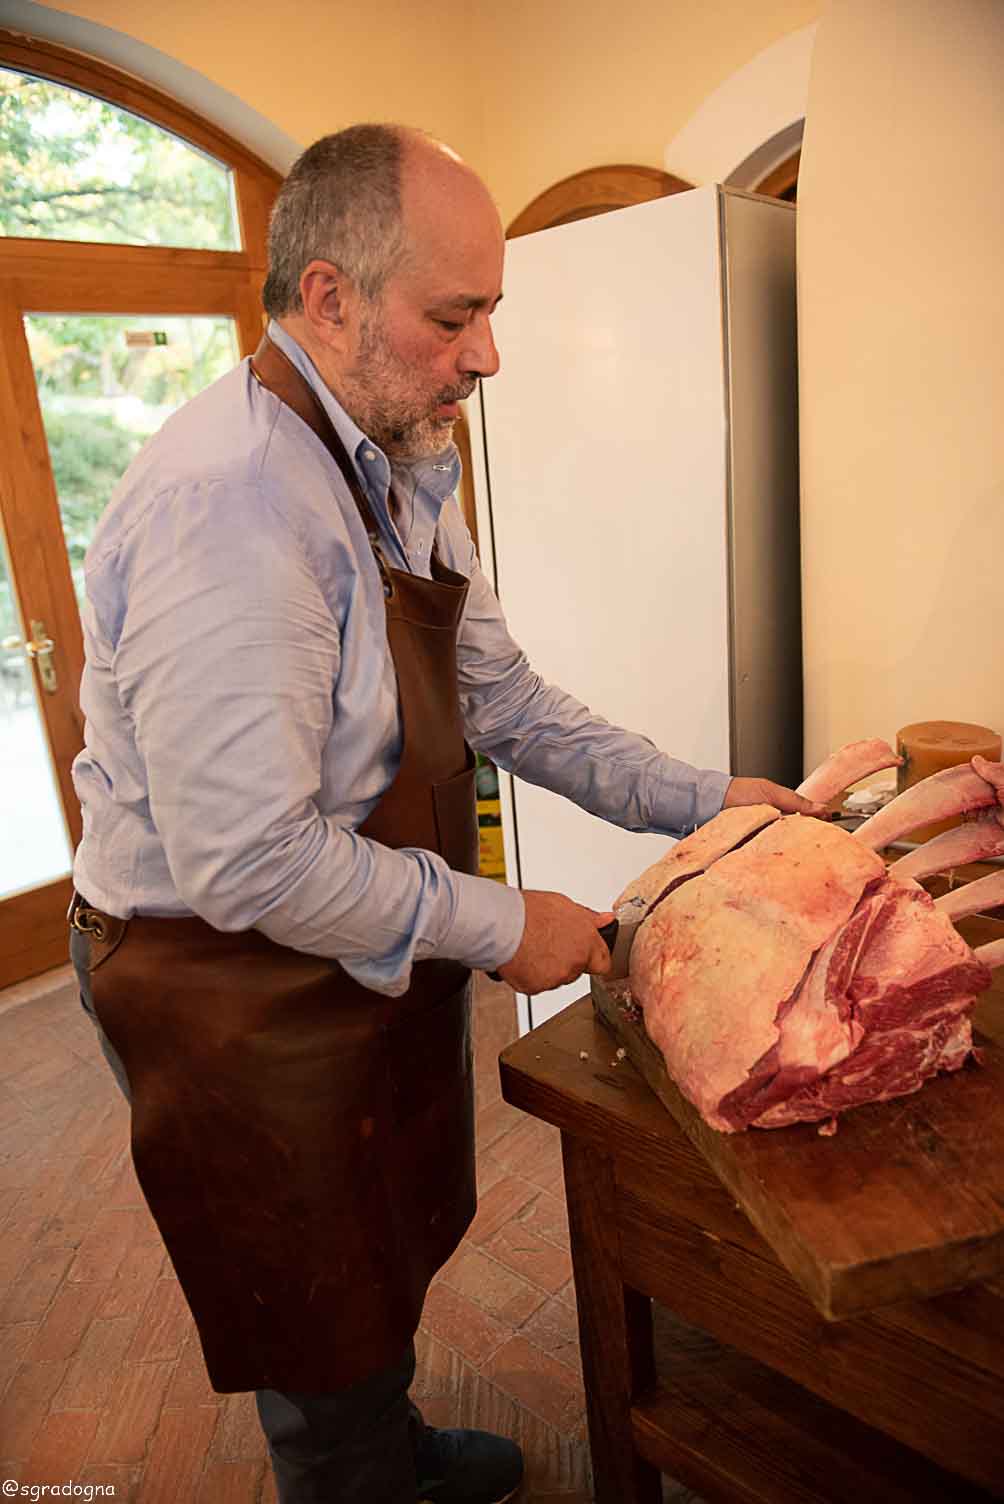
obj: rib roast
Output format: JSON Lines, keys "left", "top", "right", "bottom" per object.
{"left": 615, "top": 740, "right": 1004, "bottom": 1132}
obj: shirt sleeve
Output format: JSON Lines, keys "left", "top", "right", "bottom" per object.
{"left": 111, "top": 478, "right": 524, "bottom": 995}
{"left": 448, "top": 508, "right": 730, "bottom": 837}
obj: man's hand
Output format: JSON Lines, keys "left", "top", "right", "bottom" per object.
{"left": 723, "top": 777, "right": 829, "bottom": 819}
{"left": 496, "top": 891, "right": 614, "bottom": 995}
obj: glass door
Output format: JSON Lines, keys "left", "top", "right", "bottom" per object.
{"left": 0, "top": 307, "right": 242, "bottom": 986}
{"left": 0, "top": 529, "right": 73, "bottom": 897}
{"left": 0, "top": 35, "right": 278, "bottom": 986}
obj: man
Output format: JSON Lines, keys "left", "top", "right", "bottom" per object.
{"left": 69, "top": 124, "right": 824, "bottom": 1503}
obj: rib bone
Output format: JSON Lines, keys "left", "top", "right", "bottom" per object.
{"left": 935, "top": 870, "right": 1004, "bottom": 923}
{"left": 797, "top": 737, "right": 901, "bottom": 803}
{"left": 855, "top": 759, "right": 1004, "bottom": 850}
{"left": 973, "top": 938, "right": 1004, "bottom": 970}
{"left": 889, "top": 812, "right": 1004, "bottom": 881}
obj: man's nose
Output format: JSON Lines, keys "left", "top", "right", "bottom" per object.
{"left": 459, "top": 316, "right": 500, "bottom": 379}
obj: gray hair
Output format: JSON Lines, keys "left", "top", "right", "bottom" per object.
{"left": 262, "top": 124, "right": 407, "bottom": 316}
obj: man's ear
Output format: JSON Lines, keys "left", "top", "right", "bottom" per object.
{"left": 299, "top": 259, "right": 360, "bottom": 351}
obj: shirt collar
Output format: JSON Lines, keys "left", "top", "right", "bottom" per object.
{"left": 265, "top": 319, "right": 461, "bottom": 504}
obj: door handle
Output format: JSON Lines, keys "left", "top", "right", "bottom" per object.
{"left": 1, "top": 620, "right": 58, "bottom": 693}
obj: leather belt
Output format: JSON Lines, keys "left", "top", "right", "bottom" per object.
{"left": 68, "top": 891, "right": 111, "bottom": 938}
{"left": 68, "top": 892, "right": 128, "bottom": 968}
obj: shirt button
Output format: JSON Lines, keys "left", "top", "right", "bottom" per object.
{"left": 363, "top": 449, "right": 377, "bottom": 462}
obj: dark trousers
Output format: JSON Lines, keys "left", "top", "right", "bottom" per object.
{"left": 71, "top": 930, "right": 426, "bottom": 1503}
{"left": 257, "top": 1349, "right": 424, "bottom": 1503}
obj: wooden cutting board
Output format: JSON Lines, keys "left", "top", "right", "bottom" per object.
{"left": 591, "top": 911, "right": 1004, "bottom": 1321}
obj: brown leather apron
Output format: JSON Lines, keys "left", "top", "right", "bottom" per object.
{"left": 74, "top": 335, "right": 480, "bottom": 1393}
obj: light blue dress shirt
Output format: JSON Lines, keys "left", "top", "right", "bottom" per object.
{"left": 72, "top": 320, "right": 729, "bottom": 995}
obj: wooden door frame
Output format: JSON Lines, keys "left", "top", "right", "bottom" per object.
{"left": 0, "top": 29, "right": 281, "bottom": 985}
{"left": 506, "top": 164, "right": 693, "bottom": 239}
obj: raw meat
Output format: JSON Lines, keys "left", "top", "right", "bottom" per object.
{"left": 615, "top": 804, "right": 779, "bottom": 911}
{"left": 624, "top": 746, "right": 1004, "bottom": 1132}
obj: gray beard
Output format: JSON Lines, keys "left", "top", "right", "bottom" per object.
{"left": 369, "top": 410, "right": 456, "bottom": 461}
{"left": 340, "top": 311, "right": 470, "bottom": 460}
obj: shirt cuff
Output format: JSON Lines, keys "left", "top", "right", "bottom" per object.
{"left": 694, "top": 768, "right": 732, "bottom": 830}
{"left": 438, "top": 871, "right": 526, "bottom": 972}
{"left": 652, "top": 765, "right": 731, "bottom": 836}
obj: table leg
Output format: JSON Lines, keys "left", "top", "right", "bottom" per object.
{"left": 561, "top": 1133, "right": 662, "bottom": 1504}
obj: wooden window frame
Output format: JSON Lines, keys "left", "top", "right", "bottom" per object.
{"left": 0, "top": 30, "right": 281, "bottom": 281}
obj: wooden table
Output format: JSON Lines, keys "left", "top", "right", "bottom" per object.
{"left": 500, "top": 996, "right": 1004, "bottom": 1502}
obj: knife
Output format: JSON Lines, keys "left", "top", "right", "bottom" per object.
{"left": 594, "top": 896, "right": 647, "bottom": 980}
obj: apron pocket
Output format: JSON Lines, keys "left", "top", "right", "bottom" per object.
{"left": 431, "top": 754, "right": 478, "bottom": 877}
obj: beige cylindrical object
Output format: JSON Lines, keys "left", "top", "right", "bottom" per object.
{"left": 896, "top": 720, "right": 1002, "bottom": 842}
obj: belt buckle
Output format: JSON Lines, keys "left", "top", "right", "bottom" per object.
{"left": 68, "top": 895, "right": 108, "bottom": 942}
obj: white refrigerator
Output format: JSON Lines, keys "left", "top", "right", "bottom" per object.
{"left": 467, "top": 185, "right": 802, "bottom": 1030}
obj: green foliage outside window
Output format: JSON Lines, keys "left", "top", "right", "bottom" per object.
{"left": 25, "top": 313, "right": 239, "bottom": 605}
{"left": 0, "top": 67, "right": 239, "bottom": 249}
{"left": 43, "top": 411, "right": 140, "bottom": 582}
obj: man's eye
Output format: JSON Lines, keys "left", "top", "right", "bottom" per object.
{"left": 434, "top": 319, "right": 464, "bottom": 332}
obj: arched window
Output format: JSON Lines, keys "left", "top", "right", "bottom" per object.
{"left": 0, "top": 29, "right": 282, "bottom": 985}
{"left": 1, "top": 69, "right": 242, "bottom": 248}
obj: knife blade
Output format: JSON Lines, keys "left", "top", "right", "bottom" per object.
{"left": 594, "top": 896, "right": 648, "bottom": 979}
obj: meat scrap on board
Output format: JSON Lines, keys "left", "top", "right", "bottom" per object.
{"left": 616, "top": 741, "right": 1004, "bottom": 1132}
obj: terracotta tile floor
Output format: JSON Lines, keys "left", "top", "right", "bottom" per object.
{"left": 0, "top": 964, "right": 664, "bottom": 1501}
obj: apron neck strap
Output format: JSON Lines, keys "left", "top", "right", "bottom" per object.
{"left": 250, "top": 334, "right": 396, "bottom": 592}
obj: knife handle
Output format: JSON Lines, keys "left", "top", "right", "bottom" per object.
{"left": 597, "top": 918, "right": 619, "bottom": 953}
{"left": 487, "top": 916, "right": 620, "bottom": 982}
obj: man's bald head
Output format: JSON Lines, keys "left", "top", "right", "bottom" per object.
{"left": 262, "top": 124, "right": 499, "bottom": 316}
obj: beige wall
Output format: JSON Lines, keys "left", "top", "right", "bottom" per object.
{"left": 797, "top": 0, "right": 1004, "bottom": 769}
{"left": 474, "top": 0, "right": 820, "bottom": 220}
{"left": 46, "top": 0, "right": 820, "bottom": 221}
{"left": 44, "top": 0, "right": 486, "bottom": 173}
